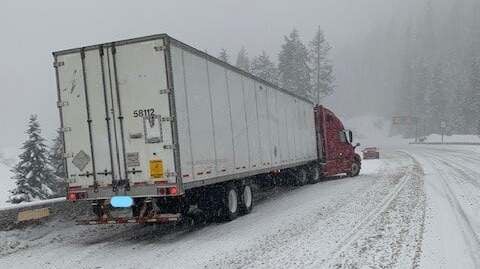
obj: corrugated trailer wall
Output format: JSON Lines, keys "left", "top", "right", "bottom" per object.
{"left": 168, "top": 38, "right": 317, "bottom": 188}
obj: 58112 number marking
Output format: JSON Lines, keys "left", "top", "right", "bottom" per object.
{"left": 133, "top": 108, "right": 155, "bottom": 118}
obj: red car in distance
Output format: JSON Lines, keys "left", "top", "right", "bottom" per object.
{"left": 362, "top": 147, "right": 380, "bottom": 159}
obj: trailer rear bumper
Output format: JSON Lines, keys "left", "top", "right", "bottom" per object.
{"left": 67, "top": 183, "right": 183, "bottom": 201}
{"left": 77, "top": 213, "right": 181, "bottom": 225}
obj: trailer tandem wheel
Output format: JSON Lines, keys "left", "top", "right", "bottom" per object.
{"left": 223, "top": 184, "right": 239, "bottom": 221}
{"left": 294, "top": 168, "right": 309, "bottom": 186}
{"left": 239, "top": 184, "right": 254, "bottom": 215}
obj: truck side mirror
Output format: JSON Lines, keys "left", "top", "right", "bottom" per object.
{"left": 349, "top": 130, "right": 353, "bottom": 143}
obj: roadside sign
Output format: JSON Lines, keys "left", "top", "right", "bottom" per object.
{"left": 440, "top": 121, "right": 446, "bottom": 129}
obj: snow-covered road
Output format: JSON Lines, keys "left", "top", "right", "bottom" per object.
{"left": 1, "top": 146, "right": 479, "bottom": 268}
{"left": 408, "top": 146, "right": 480, "bottom": 269}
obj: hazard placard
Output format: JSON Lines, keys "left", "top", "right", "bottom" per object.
{"left": 149, "top": 160, "right": 164, "bottom": 179}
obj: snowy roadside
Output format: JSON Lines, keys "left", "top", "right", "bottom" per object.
{"left": 407, "top": 145, "right": 480, "bottom": 269}
{"left": 325, "top": 152, "right": 425, "bottom": 268}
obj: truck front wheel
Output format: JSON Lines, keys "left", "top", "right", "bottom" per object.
{"left": 348, "top": 162, "right": 361, "bottom": 177}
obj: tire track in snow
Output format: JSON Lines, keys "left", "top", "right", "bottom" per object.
{"left": 207, "top": 151, "right": 422, "bottom": 269}
{"left": 411, "top": 148, "right": 480, "bottom": 268}
{"left": 318, "top": 152, "right": 425, "bottom": 269}
{"left": 420, "top": 151, "right": 480, "bottom": 258}
{"left": 207, "top": 177, "right": 377, "bottom": 269}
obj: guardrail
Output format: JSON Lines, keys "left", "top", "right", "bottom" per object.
{"left": 410, "top": 142, "right": 480, "bottom": 145}
{"left": 0, "top": 198, "right": 90, "bottom": 231}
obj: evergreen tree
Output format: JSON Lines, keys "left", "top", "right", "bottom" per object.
{"left": 309, "top": 26, "right": 335, "bottom": 103}
{"left": 218, "top": 49, "right": 230, "bottom": 63}
{"left": 250, "top": 51, "right": 279, "bottom": 85}
{"left": 235, "top": 46, "right": 250, "bottom": 72}
{"left": 8, "top": 115, "right": 58, "bottom": 203}
{"left": 468, "top": 57, "right": 480, "bottom": 134}
{"left": 49, "top": 130, "right": 67, "bottom": 193}
{"left": 278, "top": 29, "right": 312, "bottom": 99}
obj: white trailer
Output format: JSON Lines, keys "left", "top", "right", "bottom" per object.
{"left": 53, "top": 34, "right": 317, "bottom": 223}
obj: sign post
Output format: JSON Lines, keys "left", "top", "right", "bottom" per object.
{"left": 440, "top": 120, "right": 447, "bottom": 144}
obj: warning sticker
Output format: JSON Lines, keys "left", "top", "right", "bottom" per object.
{"left": 72, "top": 150, "right": 90, "bottom": 171}
{"left": 150, "top": 160, "right": 164, "bottom": 179}
{"left": 127, "top": 152, "right": 140, "bottom": 167}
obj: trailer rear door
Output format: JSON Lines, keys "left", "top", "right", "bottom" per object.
{"left": 55, "top": 38, "right": 175, "bottom": 189}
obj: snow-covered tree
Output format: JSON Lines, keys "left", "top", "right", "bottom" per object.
{"left": 218, "top": 49, "right": 230, "bottom": 64}
{"left": 235, "top": 46, "right": 250, "bottom": 72}
{"left": 251, "top": 51, "right": 279, "bottom": 85}
{"left": 49, "top": 130, "right": 67, "bottom": 193}
{"left": 309, "top": 26, "right": 335, "bottom": 103}
{"left": 8, "top": 115, "right": 58, "bottom": 203}
{"left": 467, "top": 57, "right": 480, "bottom": 134}
{"left": 278, "top": 29, "right": 312, "bottom": 99}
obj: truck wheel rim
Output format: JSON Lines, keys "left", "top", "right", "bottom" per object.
{"left": 243, "top": 186, "right": 252, "bottom": 208}
{"left": 314, "top": 167, "right": 320, "bottom": 180}
{"left": 228, "top": 189, "right": 238, "bottom": 213}
{"left": 302, "top": 170, "right": 307, "bottom": 183}
{"left": 352, "top": 164, "right": 359, "bottom": 175}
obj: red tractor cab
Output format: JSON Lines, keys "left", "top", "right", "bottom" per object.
{"left": 314, "top": 106, "right": 361, "bottom": 177}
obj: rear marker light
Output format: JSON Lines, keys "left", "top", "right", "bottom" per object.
{"left": 68, "top": 192, "right": 77, "bottom": 201}
{"left": 168, "top": 187, "right": 178, "bottom": 195}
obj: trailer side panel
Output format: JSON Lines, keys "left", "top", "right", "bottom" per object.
{"left": 169, "top": 40, "right": 317, "bottom": 188}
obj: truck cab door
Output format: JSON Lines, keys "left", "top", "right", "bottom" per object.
{"left": 339, "top": 130, "right": 355, "bottom": 171}
{"left": 323, "top": 115, "right": 344, "bottom": 175}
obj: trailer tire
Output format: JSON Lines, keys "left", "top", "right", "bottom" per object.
{"left": 348, "top": 162, "right": 361, "bottom": 177}
{"left": 309, "top": 166, "right": 321, "bottom": 184}
{"left": 295, "top": 168, "right": 309, "bottom": 186}
{"left": 239, "top": 184, "right": 254, "bottom": 214}
{"left": 223, "top": 184, "right": 239, "bottom": 221}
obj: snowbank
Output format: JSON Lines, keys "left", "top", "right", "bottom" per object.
{"left": 342, "top": 114, "right": 480, "bottom": 147}
{"left": 422, "top": 134, "right": 480, "bottom": 143}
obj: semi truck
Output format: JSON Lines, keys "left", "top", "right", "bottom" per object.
{"left": 52, "top": 34, "right": 361, "bottom": 225}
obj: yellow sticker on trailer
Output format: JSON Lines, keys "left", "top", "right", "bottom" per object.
{"left": 150, "top": 160, "right": 164, "bottom": 178}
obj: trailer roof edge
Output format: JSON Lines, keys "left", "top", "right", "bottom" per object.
{"left": 52, "top": 33, "right": 313, "bottom": 104}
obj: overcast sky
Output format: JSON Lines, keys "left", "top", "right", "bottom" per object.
{"left": 0, "top": 0, "right": 398, "bottom": 149}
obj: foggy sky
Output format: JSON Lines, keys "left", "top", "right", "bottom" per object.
{"left": 0, "top": 0, "right": 397, "bottom": 149}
